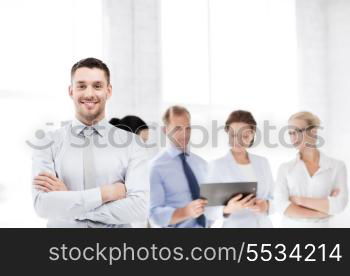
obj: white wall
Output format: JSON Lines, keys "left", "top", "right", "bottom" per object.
{"left": 0, "top": 0, "right": 349, "bottom": 227}
{"left": 327, "top": 0, "right": 350, "bottom": 169}
{"left": 103, "top": 0, "right": 161, "bottom": 124}
{"left": 296, "top": 0, "right": 350, "bottom": 165}
{"left": 296, "top": 0, "right": 350, "bottom": 227}
{"left": 296, "top": 0, "right": 329, "bottom": 143}
{"left": 327, "top": 0, "right": 350, "bottom": 226}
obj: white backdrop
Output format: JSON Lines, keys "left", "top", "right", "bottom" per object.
{"left": 0, "top": 0, "right": 349, "bottom": 227}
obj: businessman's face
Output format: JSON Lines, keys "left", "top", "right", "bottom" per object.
{"left": 69, "top": 67, "right": 112, "bottom": 125}
{"left": 165, "top": 114, "right": 191, "bottom": 150}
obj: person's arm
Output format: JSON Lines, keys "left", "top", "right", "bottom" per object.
{"left": 273, "top": 164, "right": 293, "bottom": 215}
{"left": 250, "top": 158, "right": 275, "bottom": 214}
{"left": 264, "top": 158, "right": 275, "bottom": 214}
{"left": 149, "top": 166, "right": 177, "bottom": 227}
{"left": 148, "top": 164, "right": 207, "bottom": 226}
{"left": 203, "top": 162, "right": 226, "bottom": 220}
{"left": 290, "top": 162, "right": 348, "bottom": 215}
{"left": 170, "top": 208, "right": 190, "bottom": 225}
{"left": 203, "top": 204, "right": 225, "bottom": 220}
{"left": 328, "top": 162, "right": 348, "bottom": 215}
{"left": 34, "top": 171, "right": 127, "bottom": 216}
{"left": 284, "top": 203, "right": 329, "bottom": 219}
{"left": 31, "top": 132, "right": 103, "bottom": 219}
{"left": 223, "top": 194, "right": 256, "bottom": 216}
{"left": 79, "top": 135, "right": 150, "bottom": 225}
{"left": 290, "top": 196, "right": 329, "bottom": 214}
{"left": 170, "top": 199, "right": 207, "bottom": 224}
{"left": 250, "top": 199, "right": 269, "bottom": 213}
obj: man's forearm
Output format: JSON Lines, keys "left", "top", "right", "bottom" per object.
{"left": 33, "top": 175, "right": 126, "bottom": 219}
{"left": 78, "top": 191, "right": 148, "bottom": 225}
{"left": 100, "top": 182, "right": 126, "bottom": 203}
{"left": 170, "top": 207, "right": 190, "bottom": 225}
{"left": 33, "top": 188, "right": 102, "bottom": 219}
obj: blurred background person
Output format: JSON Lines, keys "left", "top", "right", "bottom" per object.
{"left": 110, "top": 116, "right": 149, "bottom": 142}
{"left": 149, "top": 106, "right": 208, "bottom": 228}
{"left": 274, "top": 111, "right": 348, "bottom": 228}
{"left": 110, "top": 115, "right": 160, "bottom": 160}
{"left": 110, "top": 115, "right": 160, "bottom": 227}
{"left": 206, "top": 110, "right": 274, "bottom": 228}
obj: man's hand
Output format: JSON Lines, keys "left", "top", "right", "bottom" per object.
{"left": 249, "top": 199, "right": 269, "bottom": 213}
{"left": 183, "top": 199, "right": 208, "bottom": 219}
{"left": 170, "top": 199, "right": 208, "bottom": 225}
{"left": 101, "top": 182, "right": 126, "bottom": 203}
{"left": 33, "top": 172, "right": 68, "bottom": 192}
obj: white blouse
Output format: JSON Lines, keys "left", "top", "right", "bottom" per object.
{"left": 236, "top": 164, "right": 257, "bottom": 182}
{"left": 274, "top": 152, "right": 348, "bottom": 227}
{"left": 204, "top": 151, "right": 275, "bottom": 228}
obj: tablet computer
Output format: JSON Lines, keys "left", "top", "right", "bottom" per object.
{"left": 199, "top": 182, "right": 257, "bottom": 206}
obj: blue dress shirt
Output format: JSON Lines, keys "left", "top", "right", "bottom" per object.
{"left": 149, "top": 144, "right": 207, "bottom": 228}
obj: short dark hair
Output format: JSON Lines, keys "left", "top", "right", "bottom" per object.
{"left": 71, "top": 57, "right": 110, "bottom": 84}
{"left": 225, "top": 110, "right": 257, "bottom": 147}
{"left": 110, "top": 115, "right": 148, "bottom": 135}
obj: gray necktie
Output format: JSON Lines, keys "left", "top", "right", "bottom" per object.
{"left": 82, "top": 126, "right": 96, "bottom": 190}
{"left": 83, "top": 126, "right": 105, "bottom": 228}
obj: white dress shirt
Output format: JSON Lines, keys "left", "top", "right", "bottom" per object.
{"left": 205, "top": 151, "right": 275, "bottom": 228}
{"left": 274, "top": 151, "right": 348, "bottom": 227}
{"left": 32, "top": 118, "right": 150, "bottom": 228}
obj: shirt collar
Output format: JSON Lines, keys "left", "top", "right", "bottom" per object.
{"left": 166, "top": 142, "right": 191, "bottom": 159}
{"left": 293, "top": 150, "right": 332, "bottom": 171}
{"left": 71, "top": 117, "right": 109, "bottom": 137}
{"left": 226, "top": 149, "right": 251, "bottom": 163}
{"left": 318, "top": 151, "right": 332, "bottom": 170}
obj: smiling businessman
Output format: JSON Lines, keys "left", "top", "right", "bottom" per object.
{"left": 31, "top": 57, "right": 149, "bottom": 227}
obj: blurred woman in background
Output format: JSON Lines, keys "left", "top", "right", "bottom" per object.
{"left": 110, "top": 115, "right": 149, "bottom": 142}
{"left": 205, "top": 110, "right": 274, "bottom": 228}
{"left": 110, "top": 115, "right": 160, "bottom": 228}
{"left": 110, "top": 115, "right": 160, "bottom": 159}
{"left": 274, "top": 111, "right": 348, "bottom": 227}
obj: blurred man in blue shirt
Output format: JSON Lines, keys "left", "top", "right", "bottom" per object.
{"left": 149, "top": 105, "right": 208, "bottom": 228}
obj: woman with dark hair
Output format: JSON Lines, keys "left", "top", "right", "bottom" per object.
{"left": 205, "top": 110, "right": 274, "bottom": 228}
{"left": 109, "top": 115, "right": 158, "bottom": 228}
{"left": 109, "top": 115, "right": 149, "bottom": 142}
